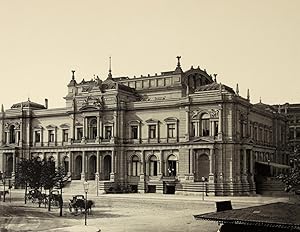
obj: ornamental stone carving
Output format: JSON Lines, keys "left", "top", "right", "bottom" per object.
{"left": 209, "top": 109, "right": 219, "bottom": 118}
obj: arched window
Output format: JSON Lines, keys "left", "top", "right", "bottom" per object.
{"left": 195, "top": 154, "right": 209, "bottom": 181}
{"left": 9, "top": 125, "right": 15, "bottom": 144}
{"left": 88, "top": 118, "right": 97, "bottom": 139}
{"left": 167, "top": 155, "right": 177, "bottom": 176}
{"left": 132, "top": 155, "right": 139, "bottom": 176}
{"left": 149, "top": 155, "right": 157, "bottom": 176}
{"left": 201, "top": 113, "right": 210, "bottom": 136}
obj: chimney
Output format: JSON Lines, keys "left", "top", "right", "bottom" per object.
{"left": 45, "top": 99, "right": 48, "bottom": 109}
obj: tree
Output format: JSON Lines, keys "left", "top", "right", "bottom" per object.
{"left": 278, "top": 149, "right": 300, "bottom": 194}
{"left": 40, "top": 159, "right": 56, "bottom": 211}
{"left": 16, "top": 157, "right": 42, "bottom": 204}
{"left": 54, "top": 166, "right": 67, "bottom": 216}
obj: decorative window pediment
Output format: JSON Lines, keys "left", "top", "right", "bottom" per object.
{"left": 128, "top": 120, "right": 141, "bottom": 125}
{"left": 164, "top": 117, "right": 178, "bottom": 123}
{"left": 33, "top": 125, "right": 43, "bottom": 130}
{"left": 75, "top": 122, "right": 83, "bottom": 127}
{"left": 46, "top": 124, "right": 57, "bottom": 129}
{"left": 60, "top": 123, "right": 70, "bottom": 129}
{"left": 146, "top": 119, "right": 159, "bottom": 124}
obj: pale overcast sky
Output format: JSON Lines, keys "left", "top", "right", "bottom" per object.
{"left": 0, "top": 0, "right": 299, "bottom": 109}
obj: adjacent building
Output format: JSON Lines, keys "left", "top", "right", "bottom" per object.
{"left": 0, "top": 58, "right": 289, "bottom": 195}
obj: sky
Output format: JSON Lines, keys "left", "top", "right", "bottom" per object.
{"left": 0, "top": 0, "right": 299, "bottom": 109}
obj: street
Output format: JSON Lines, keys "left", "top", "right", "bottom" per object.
{"left": 0, "top": 190, "right": 288, "bottom": 232}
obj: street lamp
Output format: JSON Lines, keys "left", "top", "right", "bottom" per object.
{"left": 83, "top": 181, "right": 89, "bottom": 226}
{"left": 201, "top": 176, "right": 206, "bottom": 201}
{"left": 267, "top": 159, "right": 271, "bottom": 177}
{"left": 0, "top": 171, "right": 6, "bottom": 202}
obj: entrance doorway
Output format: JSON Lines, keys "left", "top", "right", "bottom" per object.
{"left": 167, "top": 155, "right": 177, "bottom": 176}
{"left": 88, "top": 155, "right": 97, "bottom": 180}
{"left": 103, "top": 155, "right": 111, "bottom": 180}
{"left": 74, "top": 156, "right": 82, "bottom": 180}
{"left": 195, "top": 154, "right": 209, "bottom": 182}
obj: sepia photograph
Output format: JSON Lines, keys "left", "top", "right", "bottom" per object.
{"left": 0, "top": 1, "right": 300, "bottom": 231}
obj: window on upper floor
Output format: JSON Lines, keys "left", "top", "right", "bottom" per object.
{"left": 296, "top": 127, "right": 300, "bottom": 138}
{"left": 191, "top": 121, "right": 198, "bottom": 137}
{"left": 167, "top": 123, "right": 176, "bottom": 138}
{"left": 104, "top": 126, "right": 112, "bottom": 139}
{"left": 35, "top": 131, "right": 41, "bottom": 143}
{"left": 131, "top": 125, "right": 138, "bottom": 139}
{"left": 62, "top": 129, "right": 69, "bottom": 142}
{"left": 88, "top": 117, "right": 97, "bottom": 140}
{"left": 254, "top": 127, "right": 258, "bottom": 141}
{"left": 149, "top": 125, "right": 156, "bottom": 139}
{"left": 48, "top": 130, "right": 54, "bottom": 142}
{"left": 9, "top": 125, "right": 16, "bottom": 144}
{"left": 201, "top": 113, "right": 210, "bottom": 136}
{"left": 77, "top": 127, "right": 83, "bottom": 140}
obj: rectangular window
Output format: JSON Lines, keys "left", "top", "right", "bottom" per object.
{"left": 214, "top": 121, "right": 219, "bottom": 136}
{"left": 131, "top": 125, "right": 138, "bottom": 139}
{"left": 289, "top": 128, "right": 294, "bottom": 139}
{"left": 149, "top": 125, "right": 156, "bottom": 139}
{"left": 150, "top": 161, "right": 158, "bottom": 176}
{"left": 48, "top": 130, "right": 54, "bottom": 142}
{"left": 77, "top": 127, "right": 83, "bottom": 140}
{"left": 167, "top": 123, "right": 176, "bottom": 138}
{"left": 201, "top": 119, "right": 210, "bottom": 136}
{"left": 63, "top": 129, "right": 69, "bottom": 142}
{"left": 104, "top": 126, "right": 112, "bottom": 139}
{"left": 254, "top": 127, "right": 257, "bottom": 140}
{"left": 35, "top": 131, "right": 41, "bottom": 143}
{"left": 191, "top": 122, "right": 197, "bottom": 137}
{"left": 296, "top": 127, "right": 300, "bottom": 138}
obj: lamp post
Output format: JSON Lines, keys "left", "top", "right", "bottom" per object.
{"left": 201, "top": 176, "right": 205, "bottom": 201}
{"left": 267, "top": 159, "right": 271, "bottom": 177}
{"left": 0, "top": 171, "right": 6, "bottom": 202}
{"left": 83, "top": 181, "right": 89, "bottom": 226}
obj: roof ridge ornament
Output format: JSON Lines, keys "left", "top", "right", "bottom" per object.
{"left": 107, "top": 56, "right": 112, "bottom": 79}
{"left": 71, "top": 70, "right": 75, "bottom": 80}
{"left": 247, "top": 89, "right": 250, "bottom": 101}
{"left": 176, "top": 56, "right": 181, "bottom": 68}
{"left": 236, "top": 83, "right": 239, "bottom": 96}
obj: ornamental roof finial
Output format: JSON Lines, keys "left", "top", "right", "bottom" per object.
{"left": 107, "top": 56, "right": 112, "bottom": 79}
{"left": 176, "top": 56, "right": 181, "bottom": 68}
{"left": 71, "top": 70, "right": 75, "bottom": 80}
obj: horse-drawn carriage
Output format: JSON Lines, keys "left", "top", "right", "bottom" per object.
{"left": 26, "top": 189, "right": 62, "bottom": 207}
{"left": 69, "top": 195, "right": 94, "bottom": 214}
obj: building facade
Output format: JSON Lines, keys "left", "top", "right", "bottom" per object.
{"left": 0, "top": 58, "right": 289, "bottom": 195}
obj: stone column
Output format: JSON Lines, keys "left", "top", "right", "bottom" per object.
{"left": 209, "top": 148, "right": 214, "bottom": 183}
{"left": 68, "top": 151, "right": 72, "bottom": 177}
{"left": 218, "top": 106, "right": 223, "bottom": 140}
{"left": 138, "top": 150, "right": 146, "bottom": 193}
{"left": 12, "top": 151, "right": 16, "bottom": 180}
{"left": 113, "top": 111, "right": 117, "bottom": 139}
{"left": 159, "top": 150, "right": 163, "bottom": 177}
{"left": 82, "top": 117, "right": 87, "bottom": 143}
{"left": 56, "top": 152, "right": 60, "bottom": 168}
{"left": 243, "top": 149, "right": 247, "bottom": 175}
{"left": 185, "top": 106, "right": 190, "bottom": 141}
{"left": 96, "top": 116, "right": 100, "bottom": 143}
{"left": 81, "top": 151, "right": 86, "bottom": 180}
{"left": 95, "top": 150, "right": 100, "bottom": 178}
{"left": 110, "top": 150, "right": 115, "bottom": 181}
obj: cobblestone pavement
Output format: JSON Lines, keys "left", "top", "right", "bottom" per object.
{"left": 0, "top": 190, "right": 289, "bottom": 232}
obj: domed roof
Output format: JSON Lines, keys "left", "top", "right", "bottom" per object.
{"left": 11, "top": 99, "right": 46, "bottom": 109}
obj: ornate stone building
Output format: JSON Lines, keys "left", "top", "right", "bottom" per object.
{"left": 0, "top": 58, "right": 289, "bottom": 195}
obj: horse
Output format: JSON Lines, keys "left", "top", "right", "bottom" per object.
{"left": 0, "top": 190, "right": 9, "bottom": 200}
{"left": 69, "top": 197, "right": 94, "bottom": 214}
